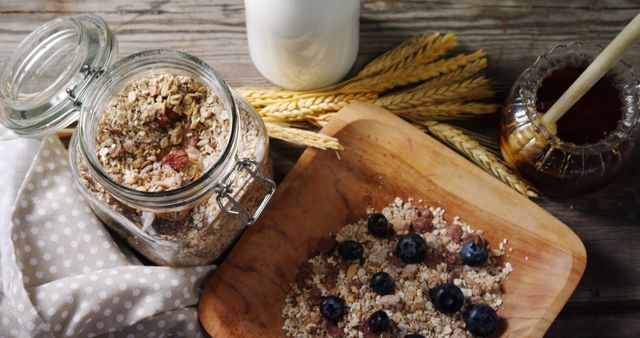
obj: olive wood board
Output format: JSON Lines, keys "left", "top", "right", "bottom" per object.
{"left": 199, "top": 102, "right": 587, "bottom": 337}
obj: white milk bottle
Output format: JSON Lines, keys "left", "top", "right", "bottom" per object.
{"left": 244, "top": 0, "right": 360, "bottom": 90}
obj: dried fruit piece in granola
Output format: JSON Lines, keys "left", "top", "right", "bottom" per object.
{"left": 162, "top": 150, "right": 189, "bottom": 171}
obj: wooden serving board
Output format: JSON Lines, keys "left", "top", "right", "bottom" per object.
{"left": 199, "top": 103, "right": 586, "bottom": 337}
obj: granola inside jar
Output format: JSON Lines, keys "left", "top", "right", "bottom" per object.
{"left": 69, "top": 50, "right": 275, "bottom": 266}
{"left": 0, "top": 14, "right": 275, "bottom": 266}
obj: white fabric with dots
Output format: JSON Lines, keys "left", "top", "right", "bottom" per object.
{"left": 0, "top": 134, "right": 216, "bottom": 337}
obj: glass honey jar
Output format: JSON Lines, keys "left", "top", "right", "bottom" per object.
{"left": 500, "top": 43, "right": 639, "bottom": 197}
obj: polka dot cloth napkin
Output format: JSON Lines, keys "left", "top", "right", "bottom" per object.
{"left": 0, "top": 135, "right": 216, "bottom": 337}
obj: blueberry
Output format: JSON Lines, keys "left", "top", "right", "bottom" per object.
{"left": 338, "top": 240, "right": 364, "bottom": 260}
{"left": 460, "top": 239, "right": 489, "bottom": 267}
{"left": 430, "top": 283, "right": 464, "bottom": 314}
{"left": 465, "top": 304, "right": 498, "bottom": 336}
{"left": 405, "top": 334, "right": 426, "bottom": 338}
{"left": 319, "top": 296, "right": 346, "bottom": 323}
{"left": 367, "top": 310, "right": 390, "bottom": 334}
{"left": 368, "top": 213, "right": 391, "bottom": 237}
{"left": 395, "top": 233, "right": 427, "bottom": 263}
{"left": 370, "top": 272, "right": 395, "bottom": 295}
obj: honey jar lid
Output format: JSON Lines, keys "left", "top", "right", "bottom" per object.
{"left": 0, "top": 14, "right": 117, "bottom": 138}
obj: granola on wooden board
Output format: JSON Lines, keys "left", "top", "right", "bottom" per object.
{"left": 282, "top": 197, "right": 511, "bottom": 337}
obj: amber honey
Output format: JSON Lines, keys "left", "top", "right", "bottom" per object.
{"left": 500, "top": 43, "right": 638, "bottom": 197}
{"left": 536, "top": 67, "right": 622, "bottom": 145}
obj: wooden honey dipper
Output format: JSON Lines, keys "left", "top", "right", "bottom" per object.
{"left": 508, "top": 13, "right": 640, "bottom": 155}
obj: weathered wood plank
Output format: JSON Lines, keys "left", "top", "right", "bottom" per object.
{"left": 538, "top": 152, "right": 640, "bottom": 304}
{"left": 547, "top": 311, "right": 640, "bottom": 338}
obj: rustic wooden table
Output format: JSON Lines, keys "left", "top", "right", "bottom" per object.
{"left": 1, "top": 1, "right": 639, "bottom": 337}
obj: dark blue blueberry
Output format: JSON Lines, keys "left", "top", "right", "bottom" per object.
{"left": 460, "top": 239, "right": 489, "bottom": 267}
{"left": 370, "top": 272, "right": 395, "bottom": 295}
{"left": 430, "top": 283, "right": 464, "bottom": 314}
{"left": 367, "top": 310, "right": 390, "bottom": 334}
{"left": 338, "top": 240, "right": 364, "bottom": 260}
{"left": 396, "top": 233, "right": 427, "bottom": 263}
{"left": 465, "top": 304, "right": 498, "bottom": 336}
{"left": 319, "top": 296, "right": 346, "bottom": 323}
{"left": 367, "top": 213, "right": 391, "bottom": 237}
{"left": 405, "top": 334, "right": 426, "bottom": 338}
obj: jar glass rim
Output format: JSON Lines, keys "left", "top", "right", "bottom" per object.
{"left": 519, "top": 42, "right": 639, "bottom": 154}
{"left": 78, "top": 49, "right": 240, "bottom": 210}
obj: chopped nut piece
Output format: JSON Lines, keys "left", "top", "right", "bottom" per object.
{"left": 379, "top": 294, "right": 403, "bottom": 309}
{"left": 108, "top": 142, "right": 122, "bottom": 158}
{"left": 411, "top": 213, "right": 434, "bottom": 233}
{"left": 160, "top": 136, "right": 170, "bottom": 149}
{"left": 445, "top": 222, "right": 463, "bottom": 243}
{"left": 400, "top": 264, "right": 419, "bottom": 279}
{"left": 347, "top": 263, "right": 359, "bottom": 280}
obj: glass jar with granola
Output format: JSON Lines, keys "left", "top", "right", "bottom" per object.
{"left": 0, "top": 15, "right": 275, "bottom": 266}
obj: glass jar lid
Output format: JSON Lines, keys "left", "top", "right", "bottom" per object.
{"left": 0, "top": 14, "right": 117, "bottom": 137}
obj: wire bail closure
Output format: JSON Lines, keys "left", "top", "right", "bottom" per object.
{"left": 214, "top": 158, "right": 276, "bottom": 225}
{"left": 66, "top": 64, "right": 104, "bottom": 107}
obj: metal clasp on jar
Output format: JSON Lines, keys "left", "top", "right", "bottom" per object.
{"left": 214, "top": 158, "right": 276, "bottom": 225}
{"left": 66, "top": 65, "right": 104, "bottom": 107}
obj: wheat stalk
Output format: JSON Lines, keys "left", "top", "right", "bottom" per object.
{"left": 421, "top": 121, "right": 537, "bottom": 197}
{"left": 344, "top": 50, "right": 487, "bottom": 92}
{"left": 355, "top": 33, "right": 441, "bottom": 78}
{"left": 238, "top": 87, "right": 373, "bottom": 108}
{"left": 261, "top": 101, "right": 345, "bottom": 121}
{"left": 413, "top": 58, "right": 488, "bottom": 90}
{"left": 397, "top": 102, "right": 498, "bottom": 119}
{"left": 236, "top": 87, "right": 341, "bottom": 108}
{"left": 355, "top": 33, "right": 457, "bottom": 79}
{"left": 236, "top": 87, "right": 301, "bottom": 108}
{"left": 306, "top": 113, "right": 338, "bottom": 128}
{"left": 259, "top": 92, "right": 377, "bottom": 121}
{"left": 400, "top": 32, "right": 457, "bottom": 67}
{"left": 265, "top": 122, "right": 343, "bottom": 150}
{"left": 375, "top": 77, "right": 493, "bottom": 111}
{"left": 236, "top": 87, "right": 301, "bottom": 101}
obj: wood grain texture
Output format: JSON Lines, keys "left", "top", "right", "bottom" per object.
{"left": 199, "top": 103, "right": 587, "bottom": 337}
{"left": 1, "top": 1, "right": 639, "bottom": 336}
